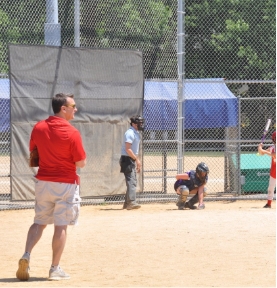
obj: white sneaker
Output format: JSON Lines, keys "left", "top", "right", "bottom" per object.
{"left": 49, "top": 266, "right": 70, "bottom": 281}
{"left": 16, "top": 253, "right": 30, "bottom": 281}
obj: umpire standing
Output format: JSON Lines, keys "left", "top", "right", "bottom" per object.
{"left": 120, "top": 115, "right": 144, "bottom": 210}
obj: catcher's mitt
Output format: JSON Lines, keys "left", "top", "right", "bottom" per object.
{"left": 29, "top": 148, "right": 39, "bottom": 167}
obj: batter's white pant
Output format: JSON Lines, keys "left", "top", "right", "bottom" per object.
{"left": 267, "top": 176, "right": 276, "bottom": 200}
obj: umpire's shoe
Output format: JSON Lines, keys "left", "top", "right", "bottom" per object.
{"left": 16, "top": 253, "right": 30, "bottom": 281}
{"left": 126, "top": 203, "right": 141, "bottom": 210}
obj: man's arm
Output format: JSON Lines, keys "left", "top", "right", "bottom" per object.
{"left": 76, "top": 159, "right": 86, "bottom": 168}
{"left": 125, "top": 142, "right": 137, "bottom": 160}
{"left": 72, "top": 131, "right": 86, "bottom": 168}
{"left": 125, "top": 142, "right": 141, "bottom": 173}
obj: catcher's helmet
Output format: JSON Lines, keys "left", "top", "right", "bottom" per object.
{"left": 272, "top": 131, "right": 276, "bottom": 143}
{"left": 196, "top": 162, "right": 209, "bottom": 182}
{"left": 130, "top": 115, "right": 145, "bottom": 131}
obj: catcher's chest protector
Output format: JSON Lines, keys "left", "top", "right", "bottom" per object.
{"left": 190, "top": 170, "right": 207, "bottom": 187}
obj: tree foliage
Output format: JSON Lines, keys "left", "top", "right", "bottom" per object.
{"left": 185, "top": 0, "right": 275, "bottom": 80}
{"left": 0, "top": 0, "right": 275, "bottom": 80}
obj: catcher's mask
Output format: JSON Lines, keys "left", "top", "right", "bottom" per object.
{"left": 272, "top": 131, "right": 276, "bottom": 144}
{"left": 196, "top": 162, "right": 209, "bottom": 182}
{"left": 130, "top": 115, "right": 145, "bottom": 131}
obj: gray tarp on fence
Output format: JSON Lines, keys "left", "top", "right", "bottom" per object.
{"left": 9, "top": 44, "right": 144, "bottom": 200}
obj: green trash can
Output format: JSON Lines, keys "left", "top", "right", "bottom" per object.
{"left": 239, "top": 154, "right": 271, "bottom": 193}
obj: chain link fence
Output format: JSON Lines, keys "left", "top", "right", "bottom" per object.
{"left": 0, "top": 0, "right": 276, "bottom": 210}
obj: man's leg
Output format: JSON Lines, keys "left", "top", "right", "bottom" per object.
{"left": 25, "top": 223, "right": 47, "bottom": 252}
{"left": 125, "top": 169, "right": 136, "bottom": 204}
{"left": 52, "top": 225, "right": 67, "bottom": 266}
{"left": 49, "top": 225, "right": 70, "bottom": 281}
{"left": 121, "top": 157, "right": 128, "bottom": 209}
{"left": 124, "top": 169, "right": 140, "bottom": 209}
{"left": 49, "top": 181, "right": 79, "bottom": 281}
{"left": 16, "top": 223, "right": 47, "bottom": 281}
{"left": 122, "top": 195, "right": 128, "bottom": 209}
{"left": 123, "top": 173, "right": 131, "bottom": 206}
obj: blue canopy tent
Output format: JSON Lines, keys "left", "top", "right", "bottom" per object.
{"left": 0, "top": 79, "right": 10, "bottom": 133}
{"left": 143, "top": 79, "right": 238, "bottom": 130}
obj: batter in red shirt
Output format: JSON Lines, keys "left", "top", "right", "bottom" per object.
{"left": 258, "top": 131, "right": 276, "bottom": 208}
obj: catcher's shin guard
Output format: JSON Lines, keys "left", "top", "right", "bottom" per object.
{"left": 176, "top": 185, "right": 189, "bottom": 209}
{"left": 176, "top": 195, "right": 184, "bottom": 209}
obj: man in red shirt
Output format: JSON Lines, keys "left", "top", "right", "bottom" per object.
{"left": 16, "top": 93, "right": 86, "bottom": 281}
{"left": 258, "top": 131, "right": 276, "bottom": 208}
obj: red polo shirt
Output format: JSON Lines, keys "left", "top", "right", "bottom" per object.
{"left": 30, "top": 116, "right": 86, "bottom": 184}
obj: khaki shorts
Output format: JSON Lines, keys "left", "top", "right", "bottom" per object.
{"left": 34, "top": 179, "right": 81, "bottom": 226}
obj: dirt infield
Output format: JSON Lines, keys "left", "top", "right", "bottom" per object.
{"left": 0, "top": 200, "right": 275, "bottom": 287}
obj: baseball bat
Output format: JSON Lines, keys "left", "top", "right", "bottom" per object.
{"left": 257, "top": 118, "right": 271, "bottom": 155}
{"left": 261, "top": 118, "right": 271, "bottom": 143}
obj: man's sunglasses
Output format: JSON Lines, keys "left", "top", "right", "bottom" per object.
{"left": 65, "top": 104, "right": 76, "bottom": 109}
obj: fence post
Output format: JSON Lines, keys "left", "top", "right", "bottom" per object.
{"left": 237, "top": 96, "right": 241, "bottom": 195}
{"left": 177, "top": 0, "right": 184, "bottom": 174}
{"left": 74, "top": 0, "right": 80, "bottom": 47}
{"left": 44, "top": 0, "right": 61, "bottom": 46}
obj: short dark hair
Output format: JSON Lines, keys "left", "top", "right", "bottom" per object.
{"left": 52, "top": 93, "right": 74, "bottom": 114}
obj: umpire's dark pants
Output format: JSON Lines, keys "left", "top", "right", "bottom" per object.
{"left": 124, "top": 167, "right": 137, "bottom": 205}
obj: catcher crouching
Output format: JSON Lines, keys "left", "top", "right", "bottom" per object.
{"left": 174, "top": 162, "right": 209, "bottom": 210}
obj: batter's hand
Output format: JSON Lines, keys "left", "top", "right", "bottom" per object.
{"left": 257, "top": 143, "right": 264, "bottom": 155}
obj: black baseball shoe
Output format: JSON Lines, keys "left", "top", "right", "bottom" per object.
{"left": 126, "top": 203, "right": 141, "bottom": 210}
{"left": 184, "top": 202, "right": 197, "bottom": 210}
{"left": 176, "top": 202, "right": 185, "bottom": 210}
